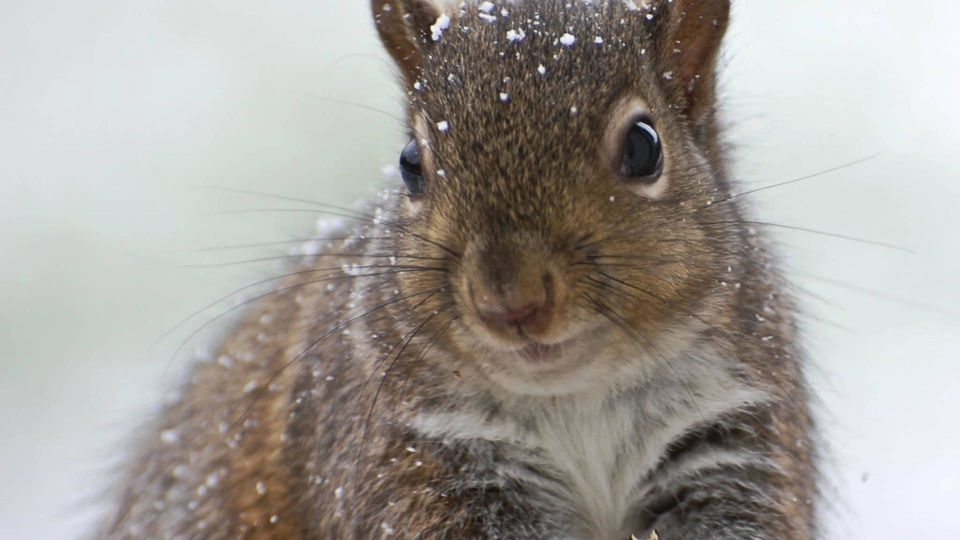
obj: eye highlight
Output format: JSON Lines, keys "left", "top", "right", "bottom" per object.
{"left": 619, "top": 118, "right": 663, "bottom": 180}
{"left": 399, "top": 139, "right": 426, "bottom": 196}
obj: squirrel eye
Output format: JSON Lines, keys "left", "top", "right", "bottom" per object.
{"left": 619, "top": 119, "right": 663, "bottom": 180}
{"left": 399, "top": 139, "right": 426, "bottom": 195}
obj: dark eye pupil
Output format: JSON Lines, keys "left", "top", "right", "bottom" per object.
{"left": 399, "top": 139, "right": 425, "bottom": 195}
{"left": 620, "top": 120, "right": 663, "bottom": 179}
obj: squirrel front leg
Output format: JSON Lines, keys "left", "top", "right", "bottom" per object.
{"left": 630, "top": 454, "right": 813, "bottom": 539}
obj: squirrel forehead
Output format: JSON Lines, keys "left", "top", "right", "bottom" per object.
{"left": 416, "top": 1, "right": 663, "bottom": 123}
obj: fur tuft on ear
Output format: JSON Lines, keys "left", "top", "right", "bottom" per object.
{"left": 371, "top": 0, "right": 445, "bottom": 88}
{"left": 657, "top": 0, "right": 730, "bottom": 122}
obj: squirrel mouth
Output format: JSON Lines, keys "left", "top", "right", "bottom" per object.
{"left": 519, "top": 342, "right": 562, "bottom": 362}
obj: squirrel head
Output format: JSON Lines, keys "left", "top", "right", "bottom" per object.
{"left": 371, "top": 0, "right": 739, "bottom": 395}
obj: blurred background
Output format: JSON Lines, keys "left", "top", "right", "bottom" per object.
{"left": 1, "top": 1, "right": 957, "bottom": 537}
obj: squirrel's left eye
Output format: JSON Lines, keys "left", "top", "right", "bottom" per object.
{"left": 399, "top": 139, "right": 426, "bottom": 196}
{"left": 619, "top": 119, "right": 663, "bottom": 180}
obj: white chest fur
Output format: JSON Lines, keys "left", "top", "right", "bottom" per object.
{"left": 523, "top": 395, "right": 657, "bottom": 536}
{"left": 411, "top": 351, "right": 770, "bottom": 539}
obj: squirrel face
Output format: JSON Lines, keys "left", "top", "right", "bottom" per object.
{"left": 374, "top": 0, "right": 735, "bottom": 395}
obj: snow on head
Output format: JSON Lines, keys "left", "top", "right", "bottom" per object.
{"left": 430, "top": 13, "right": 451, "bottom": 42}
{"left": 506, "top": 28, "right": 526, "bottom": 42}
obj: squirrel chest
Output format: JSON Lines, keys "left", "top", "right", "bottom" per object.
{"left": 407, "top": 351, "right": 770, "bottom": 538}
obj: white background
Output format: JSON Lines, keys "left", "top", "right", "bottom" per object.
{"left": 1, "top": 1, "right": 958, "bottom": 537}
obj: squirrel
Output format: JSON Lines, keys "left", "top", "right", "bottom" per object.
{"left": 100, "top": 1, "right": 817, "bottom": 538}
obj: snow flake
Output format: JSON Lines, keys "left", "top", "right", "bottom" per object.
{"left": 430, "top": 14, "right": 451, "bottom": 42}
{"left": 506, "top": 28, "right": 526, "bottom": 42}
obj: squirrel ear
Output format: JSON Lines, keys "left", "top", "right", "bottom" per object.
{"left": 371, "top": 0, "right": 444, "bottom": 87}
{"left": 657, "top": 0, "right": 731, "bottom": 121}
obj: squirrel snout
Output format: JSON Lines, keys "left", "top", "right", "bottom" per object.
{"left": 468, "top": 268, "right": 557, "bottom": 338}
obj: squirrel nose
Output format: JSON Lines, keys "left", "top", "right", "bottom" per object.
{"left": 471, "top": 272, "right": 555, "bottom": 332}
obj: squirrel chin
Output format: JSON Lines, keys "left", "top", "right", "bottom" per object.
{"left": 476, "top": 338, "right": 646, "bottom": 397}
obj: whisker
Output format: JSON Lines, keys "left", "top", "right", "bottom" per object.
{"left": 175, "top": 254, "right": 448, "bottom": 269}
{"left": 409, "top": 232, "right": 461, "bottom": 259}
{"left": 797, "top": 270, "right": 958, "bottom": 318}
{"left": 582, "top": 280, "right": 810, "bottom": 418}
{"left": 306, "top": 95, "right": 432, "bottom": 144}
{"left": 200, "top": 208, "right": 377, "bottom": 223}
{"left": 356, "top": 301, "right": 454, "bottom": 476}
{"left": 581, "top": 275, "right": 721, "bottom": 346}
{"left": 397, "top": 315, "right": 459, "bottom": 404}
{"left": 581, "top": 291, "right": 708, "bottom": 424}
{"left": 167, "top": 267, "right": 446, "bottom": 357}
{"left": 328, "top": 52, "right": 395, "bottom": 71}
{"left": 153, "top": 267, "right": 340, "bottom": 349}
{"left": 193, "top": 237, "right": 351, "bottom": 252}
{"left": 193, "top": 185, "right": 376, "bottom": 220}
{"left": 719, "top": 154, "right": 880, "bottom": 204}
{"left": 578, "top": 258, "right": 686, "bottom": 269}
{"left": 191, "top": 236, "right": 419, "bottom": 253}
{"left": 231, "top": 286, "right": 446, "bottom": 432}
{"left": 702, "top": 220, "right": 913, "bottom": 253}
{"left": 361, "top": 293, "right": 444, "bottom": 397}
{"left": 308, "top": 96, "right": 405, "bottom": 124}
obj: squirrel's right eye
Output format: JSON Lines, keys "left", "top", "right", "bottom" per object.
{"left": 399, "top": 139, "right": 426, "bottom": 196}
{"left": 619, "top": 119, "right": 663, "bottom": 181}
